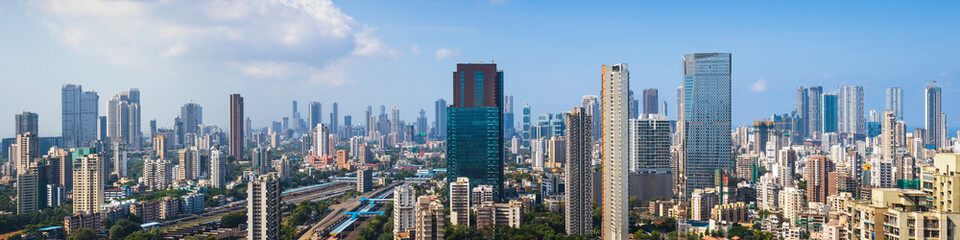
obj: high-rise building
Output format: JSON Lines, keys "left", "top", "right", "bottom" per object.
{"left": 629, "top": 114, "right": 672, "bottom": 173}
{"left": 643, "top": 88, "right": 659, "bottom": 115}
{"left": 807, "top": 86, "right": 823, "bottom": 137}
{"left": 547, "top": 137, "right": 566, "bottom": 169}
{"left": 881, "top": 111, "right": 897, "bottom": 162}
{"left": 331, "top": 102, "right": 339, "bottom": 135}
{"left": 450, "top": 177, "right": 471, "bottom": 226}
{"left": 417, "top": 109, "right": 428, "bottom": 135}
{"left": 356, "top": 168, "right": 372, "bottom": 192}
{"left": 796, "top": 87, "right": 809, "bottom": 139}
{"left": 446, "top": 63, "right": 504, "bottom": 201}
{"left": 178, "top": 148, "right": 198, "bottom": 181}
{"left": 434, "top": 99, "right": 447, "bottom": 140}
{"left": 504, "top": 95, "right": 515, "bottom": 137}
{"left": 821, "top": 93, "right": 839, "bottom": 134}
{"left": 391, "top": 106, "right": 401, "bottom": 140}
{"left": 112, "top": 142, "right": 127, "bottom": 178}
{"left": 230, "top": 94, "right": 244, "bottom": 159}
{"left": 806, "top": 156, "right": 828, "bottom": 203}
{"left": 838, "top": 85, "right": 865, "bottom": 136}
{"left": 107, "top": 88, "right": 142, "bottom": 149}
{"left": 72, "top": 148, "right": 103, "bottom": 214}
{"left": 522, "top": 103, "right": 532, "bottom": 141}
{"left": 581, "top": 95, "right": 600, "bottom": 141}
{"left": 15, "top": 111, "right": 38, "bottom": 136}
{"left": 45, "top": 147, "right": 72, "bottom": 189}
{"left": 628, "top": 90, "right": 639, "bottom": 119}
{"left": 17, "top": 167, "right": 41, "bottom": 214}
{"left": 210, "top": 149, "right": 226, "bottom": 188}
{"left": 179, "top": 103, "right": 202, "bottom": 135}
{"left": 312, "top": 124, "right": 329, "bottom": 157}
{"left": 393, "top": 186, "right": 416, "bottom": 238}
{"left": 679, "top": 53, "right": 733, "bottom": 197}
{"left": 12, "top": 132, "right": 39, "bottom": 176}
{"left": 308, "top": 102, "right": 322, "bottom": 132}
{"left": 253, "top": 147, "right": 270, "bottom": 175}
{"left": 886, "top": 87, "right": 903, "bottom": 121}
{"left": 925, "top": 85, "right": 944, "bottom": 148}
{"left": 601, "top": 63, "right": 629, "bottom": 240}
{"left": 99, "top": 116, "right": 107, "bottom": 142}
{"left": 415, "top": 196, "right": 445, "bottom": 240}
{"left": 247, "top": 172, "right": 280, "bottom": 240}
{"left": 564, "top": 107, "right": 593, "bottom": 236}
{"left": 61, "top": 84, "right": 99, "bottom": 149}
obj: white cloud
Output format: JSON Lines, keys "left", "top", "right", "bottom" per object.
{"left": 435, "top": 48, "right": 458, "bottom": 60}
{"left": 749, "top": 79, "right": 768, "bottom": 92}
{"left": 32, "top": 0, "right": 396, "bottom": 84}
{"left": 410, "top": 44, "right": 421, "bottom": 55}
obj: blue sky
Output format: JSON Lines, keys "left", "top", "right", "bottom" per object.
{"left": 1, "top": 0, "right": 959, "bottom": 137}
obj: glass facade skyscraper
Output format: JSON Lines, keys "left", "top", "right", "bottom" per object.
{"left": 821, "top": 93, "right": 838, "bottom": 133}
{"left": 679, "top": 53, "right": 732, "bottom": 198}
{"left": 446, "top": 63, "right": 504, "bottom": 201}
{"left": 885, "top": 87, "right": 903, "bottom": 121}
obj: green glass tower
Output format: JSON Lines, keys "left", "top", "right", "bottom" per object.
{"left": 447, "top": 63, "right": 504, "bottom": 201}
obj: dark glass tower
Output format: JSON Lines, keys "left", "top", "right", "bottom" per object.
{"left": 446, "top": 63, "right": 504, "bottom": 201}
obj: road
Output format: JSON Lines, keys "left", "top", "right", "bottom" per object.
{"left": 157, "top": 181, "right": 352, "bottom": 231}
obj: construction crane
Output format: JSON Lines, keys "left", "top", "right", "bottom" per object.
{"left": 926, "top": 79, "right": 938, "bottom": 86}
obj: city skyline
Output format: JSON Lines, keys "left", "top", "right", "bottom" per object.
{"left": 1, "top": 1, "right": 960, "bottom": 137}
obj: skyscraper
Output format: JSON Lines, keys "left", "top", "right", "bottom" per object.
{"left": 15, "top": 112, "right": 38, "bottom": 136}
{"left": 581, "top": 95, "right": 600, "bottom": 141}
{"left": 925, "top": 85, "right": 943, "bottom": 148}
{"left": 230, "top": 94, "right": 244, "bottom": 159}
{"left": 417, "top": 109, "right": 428, "bottom": 135}
{"left": 247, "top": 172, "right": 280, "bottom": 240}
{"left": 886, "top": 87, "right": 903, "bottom": 121}
{"left": 839, "top": 86, "right": 865, "bottom": 136}
{"left": 391, "top": 106, "right": 402, "bottom": 139}
{"left": 179, "top": 103, "right": 202, "bottom": 135}
{"left": 628, "top": 90, "right": 639, "bottom": 119}
{"left": 107, "top": 89, "right": 142, "bottom": 149}
{"left": 331, "top": 102, "right": 339, "bottom": 134}
{"left": 642, "top": 88, "right": 659, "bottom": 115}
{"left": 522, "top": 103, "right": 531, "bottom": 141}
{"left": 679, "top": 53, "right": 732, "bottom": 197}
{"left": 821, "top": 93, "right": 839, "bottom": 133}
{"left": 796, "top": 87, "right": 808, "bottom": 139}
{"left": 434, "top": 99, "right": 447, "bottom": 140}
{"left": 504, "top": 95, "right": 515, "bottom": 137}
{"left": 564, "top": 107, "right": 593, "bottom": 236}
{"left": 807, "top": 86, "right": 823, "bottom": 137}
{"left": 446, "top": 63, "right": 504, "bottom": 201}
{"left": 72, "top": 148, "right": 103, "bottom": 214}
{"left": 601, "top": 63, "right": 629, "bottom": 240}
{"left": 61, "top": 84, "right": 99, "bottom": 149}
{"left": 308, "top": 102, "right": 322, "bottom": 131}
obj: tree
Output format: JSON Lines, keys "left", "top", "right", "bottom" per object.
{"left": 109, "top": 219, "right": 142, "bottom": 240}
{"left": 220, "top": 212, "right": 246, "bottom": 228}
{"left": 728, "top": 224, "right": 754, "bottom": 239}
{"left": 66, "top": 228, "right": 97, "bottom": 240}
{"left": 124, "top": 229, "right": 161, "bottom": 240}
